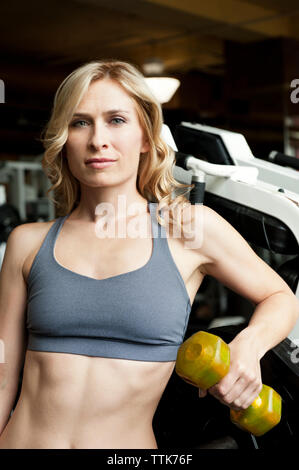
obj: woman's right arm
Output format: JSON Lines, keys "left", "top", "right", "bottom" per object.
{"left": 0, "top": 225, "right": 29, "bottom": 435}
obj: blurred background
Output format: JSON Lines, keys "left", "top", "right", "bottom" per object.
{"left": 2, "top": 0, "right": 299, "bottom": 158}
{"left": 1, "top": 0, "right": 299, "bottom": 220}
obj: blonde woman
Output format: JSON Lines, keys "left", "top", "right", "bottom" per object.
{"left": 0, "top": 60, "right": 298, "bottom": 449}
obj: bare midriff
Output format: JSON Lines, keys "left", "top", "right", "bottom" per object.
{"left": 0, "top": 206, "right": 206, "bottom": 449}
{"left": 0, "top": 349, "right": 175, "bottom": 449}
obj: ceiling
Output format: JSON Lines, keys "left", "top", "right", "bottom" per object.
{"left": 1, "top": 0, "right": 299, "bottom": 84}
{"left": 1, "top": 0, "right": 299, "bottom": 157}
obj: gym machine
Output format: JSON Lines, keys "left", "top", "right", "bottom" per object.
{"left": 0, "top": 159, "right": 55, "bottom": 223}
{"left": 153, "top": 123, "right": 299, "bottom": 449}
{"left": 0, "top": 159, "right": 55, "bottom": 268}
{"left": 174, "top": 122, "right": 299, "bottom": 342}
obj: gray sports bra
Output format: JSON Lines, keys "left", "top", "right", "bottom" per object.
{"left": 26, "top": 201, "right": 192, "bottom": 362}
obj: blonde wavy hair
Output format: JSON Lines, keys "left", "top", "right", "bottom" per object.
{"left": 40, "top": 59, "right": 194, "bottom": 231}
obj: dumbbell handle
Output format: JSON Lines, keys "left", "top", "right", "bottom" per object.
{"left": 175, "top": 330, "right": 282, "bottom": 436}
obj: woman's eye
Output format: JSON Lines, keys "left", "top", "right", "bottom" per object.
{"left": 111, "top": 117, "right": 125, "bottom": 125}
{"left": 71, "top": 120, "right": 89, "bottom": 127}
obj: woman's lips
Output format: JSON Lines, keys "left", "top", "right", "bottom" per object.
{"left": 86, "top": 160, "right": 116, "bottom": 169}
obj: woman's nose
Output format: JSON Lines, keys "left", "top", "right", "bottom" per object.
{"left": 88, "top": 122, "right": 109, "bottom": 150}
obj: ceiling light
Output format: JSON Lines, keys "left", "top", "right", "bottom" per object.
{"left": 142, "top": 58, "right": 180, "bottom": 104}
{"left": 145, "top": 77, "right": 180, "bottom": 104}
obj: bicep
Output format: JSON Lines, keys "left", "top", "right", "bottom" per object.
{"left": 0, "top": 225, "right": 29, "bottom": 387}
{"left": 198, "top": 205, "right": 293, "bottom": 306}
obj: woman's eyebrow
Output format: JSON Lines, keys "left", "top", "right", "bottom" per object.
{"left": 72, "top": 109, "right": 130, "bottom": 118}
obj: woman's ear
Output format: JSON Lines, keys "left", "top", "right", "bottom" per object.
{"left": 141, "top": 139, "right": 150, "bottom": 154}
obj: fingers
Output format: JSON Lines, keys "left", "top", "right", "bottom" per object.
{"left": 208, "top": 369, "right": 263, "bottom": 411}
{"left": 231, "top": 382, "right": 263, "bottom": 410}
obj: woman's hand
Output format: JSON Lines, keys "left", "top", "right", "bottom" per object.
{"left": 198, "top": 328, "right": 263, "bottom": 411}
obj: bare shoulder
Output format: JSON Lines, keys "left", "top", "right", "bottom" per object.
{"left": 187, "top": 204, "right": 293, "bottom": 303}
{"left": 166, "top": 202, "right": 211, "bottom": 273}
{"left": 176, "top": 202, "right": 239, "bottom": 274}
{"left": 8, "top": 219, "right": 58, "bottom": 281}
{"left": 176, "top": 201, "right": 207, "bottom": 239}
{"left": 184, "top": 203, "right": 238, "bottom": 272}
{"left": 10, "top": 218, "right": 57, "bottom": 249}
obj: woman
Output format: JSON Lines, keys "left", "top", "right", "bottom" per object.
{"left": 0, "top": 60, "right": 298, "bottom": 449}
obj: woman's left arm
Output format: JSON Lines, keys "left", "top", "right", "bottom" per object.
{"left": 192, "top": 204, "right": 299, "bottom": 409}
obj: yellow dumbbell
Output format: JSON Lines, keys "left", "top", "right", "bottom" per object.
{"left": 175, "top": 330, "right": 282, "bottom": 437}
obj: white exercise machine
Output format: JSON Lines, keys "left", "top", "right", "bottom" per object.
{"left": 170, "top": 122, "right": 299, "bottom": 346}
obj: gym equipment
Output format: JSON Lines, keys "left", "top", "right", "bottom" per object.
{"left": 0, "top": 184, "right": 22, "bottom": 268}
{"left": 154, "top": 122, "right": 299, "bottom": 448}
{"left": 0, "top": 160, "right": 55, "bottom": 221}
{"left": 175, "top": 330, "right": 282, "bottom": 437}
{"left": 173, "top": 122, "right": 299, "bottom": 343}
{"left": 0, "top": 203, "right": 21, "bottom": 243}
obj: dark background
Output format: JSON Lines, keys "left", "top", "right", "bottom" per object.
{"left": 1, "top": 0, "right": 299, "bottom": 160}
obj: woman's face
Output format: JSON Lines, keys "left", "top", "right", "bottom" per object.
{"left": 65, "top": 78, "right": 149, "bottom": 189}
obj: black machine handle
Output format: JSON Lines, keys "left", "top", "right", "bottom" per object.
{"left": 189, "top": 176, "right": 205, "bottom": 205}
{"left": 175, "top": 151, "right": 206, "bottom": 204}
{"left": 269, "top": 151, "right": 299, "bottom": 171}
